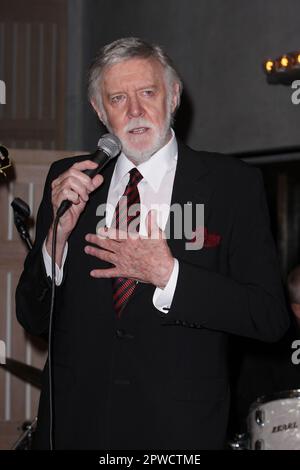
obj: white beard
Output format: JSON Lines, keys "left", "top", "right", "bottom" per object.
{"left": 103, "top": 106, "right": 173, "bottom": 165}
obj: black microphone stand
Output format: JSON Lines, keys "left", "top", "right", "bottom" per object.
{"left": 10, "top": 197, "right": 37, "bottom": 450}
{"left": 11, "top": 197, "right": 33, "bottom": 250}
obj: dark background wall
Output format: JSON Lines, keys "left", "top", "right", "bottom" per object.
{"left": 1, "top": 0, "right": 299, "bottom": 438}
{"left": 67, "top": 0, "right": 300, "bottom": 154}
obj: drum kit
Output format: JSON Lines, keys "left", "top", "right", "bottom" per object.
{"left": 0, "top": 359, "right": 41, "bottom": 450}
{"left": 229, "top": 389, "right": 300, "bottom": 450}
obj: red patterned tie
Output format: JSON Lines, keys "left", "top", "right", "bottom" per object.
{"left": 111, "top": 168, "right": 143, "bottom": 316}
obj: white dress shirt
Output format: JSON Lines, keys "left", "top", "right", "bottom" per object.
{"left": 43, "top": 130, "right": 179, "bottom": 313}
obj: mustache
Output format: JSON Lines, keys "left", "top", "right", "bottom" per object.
{"left": 123, "top": 119, "right": 154, "bottom": 133}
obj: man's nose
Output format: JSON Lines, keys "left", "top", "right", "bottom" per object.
{"left": 127, "top": 95, "right": 144, "bottom": 118}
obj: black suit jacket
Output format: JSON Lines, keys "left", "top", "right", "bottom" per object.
{"left": 15, "top": 141, "right": 289, "bottom": 449}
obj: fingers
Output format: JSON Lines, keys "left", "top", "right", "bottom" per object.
{"left": 90, "top": 268, "right": 119, "bottom": 278}
{"left": 84, "top": 244, "right": 117, "bottom": 264}
{"left": 92, "top": 173, "right": 104, "bottom": 189}
{"left": 97, "top": 226, "right": 136, "bottom": 241}
{"left": 51, "top": 160, "right": 104, "bottom": 207}
{"left": 53, "top": 168, "right": 93, "bottom": 193}
{"left": 53, "top": 175, "right": 91, "bottom": 203}
{"left": 53, "top": 187, "right": 82, "bottom": 206}
{"left": 72, "top": 159, "right": 99, "bottom": 172}
{"left": 85, "top": 233, "right": 120, "bottom": 253}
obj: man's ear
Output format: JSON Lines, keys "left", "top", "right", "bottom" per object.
{"left": 291, "top": 303, "right": 300, "bottom": 320}
{"left": 171, "top": 82, "right": 180, "bottom": 113}
{"left": 91, "top": 99, "right": 105, "bottom": 124}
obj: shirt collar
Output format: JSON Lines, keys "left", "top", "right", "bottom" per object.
{"left": 113, "top": 129, "right": 178, "bottom": 192}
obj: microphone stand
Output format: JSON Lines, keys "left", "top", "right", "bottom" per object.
{"left": 11, "top": 198, "right": 33, "bottom": 250}
{"left": 10, "top": 197, "right": 36, "bottom": 450}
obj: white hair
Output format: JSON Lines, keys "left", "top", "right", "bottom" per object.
{"left": 87, "top": 37, "right": 183, "bottom": 118}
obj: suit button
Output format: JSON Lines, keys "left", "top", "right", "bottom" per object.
{"left": 116, "top": 329, "right": 134, "bottom": 339}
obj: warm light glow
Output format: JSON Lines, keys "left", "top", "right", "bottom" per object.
{"left": 280, "top": 56, "right": 289, "bottom": 67}
{"left": 265, "top": 60, "right": 274, "bottom": 72}
{"left": 264, "top": 51, "right": 300, "bottom": 77}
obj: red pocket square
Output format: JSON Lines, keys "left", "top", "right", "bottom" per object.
{"left": 203, "top": 228, "right": 221, "bottom": 247}
{"left": 190, "top": 227, "right": 221, "bottom": 248}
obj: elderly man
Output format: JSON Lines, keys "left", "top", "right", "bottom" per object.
{"left": 16, "top": 37, "right": 289, "bottom": 450}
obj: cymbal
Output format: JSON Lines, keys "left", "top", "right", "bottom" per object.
{"left": 0, "top": 358, "right": 42, "bottom": 389}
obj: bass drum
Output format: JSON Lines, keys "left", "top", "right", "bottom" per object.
{"left": 248, "top": 389, "right": 300, "bottom": 450}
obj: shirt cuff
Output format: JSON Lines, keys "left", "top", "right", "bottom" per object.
{"left": 42, "top": 240, "right": 68, "bottom": 286}
{"left": 152, "top": 258, "right": 179, "bottom": 314}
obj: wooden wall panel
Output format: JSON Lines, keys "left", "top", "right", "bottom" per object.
{"left": 0, "top": 0, "right": 67, "bottom": 149}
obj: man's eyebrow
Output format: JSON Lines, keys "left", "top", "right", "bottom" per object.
{"left": 106, "top": 90, "right": 124, "bottom": 96}
{"left": 106, "top": 84, "right": 158, "bottom": 95}
{"left": 138, "top": 84, "right": 158, "bottom": 90}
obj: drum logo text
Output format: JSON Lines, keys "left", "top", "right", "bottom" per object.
{"left": 272, "top": 422, "right": 298, "bottom": 433}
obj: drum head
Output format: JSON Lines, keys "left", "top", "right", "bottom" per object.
{"left": 248, "top": 389, "right": 300, "bottom": 450}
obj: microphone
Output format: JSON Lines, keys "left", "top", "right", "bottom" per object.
{"left": 11, "top": 197, "right": 31, "bottom": 219}
{"left": 56, "top": 133, "right": 121, "bottom": 218}
{"left": 11, "top": 197, "right": 33, "bottom": 250}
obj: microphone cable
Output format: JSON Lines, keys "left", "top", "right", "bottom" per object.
{"left": 49, "top": 213, "right": 59, "bottom": 450}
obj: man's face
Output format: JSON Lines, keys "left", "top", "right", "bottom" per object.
{"left": 95, "top": 58, "right": 178, "bottom": 164}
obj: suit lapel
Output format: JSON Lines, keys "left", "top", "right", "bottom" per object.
{"left": 166, "top": 141, "right": 216, "bottom": 259}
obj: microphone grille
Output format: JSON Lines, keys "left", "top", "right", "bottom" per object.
{"left": 11, "top": 197, "right": 31, "bottom": 218}
{"left": 97, "top": 133, "right": 122, "bottom": 158}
